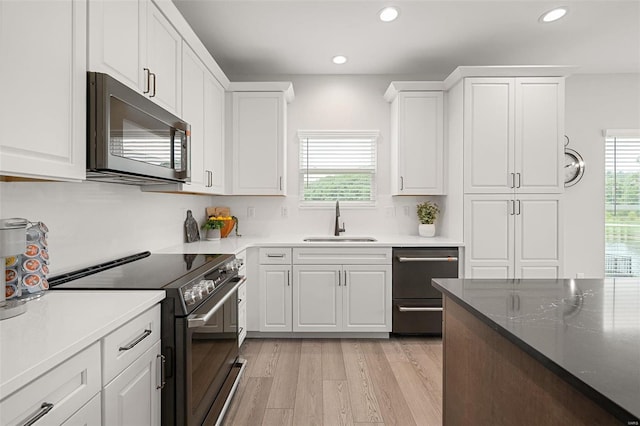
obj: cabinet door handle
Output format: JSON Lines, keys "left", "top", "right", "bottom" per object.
{"left": 517, "top": 199, "right": 521, "bottom": 215}
{"left": 344, "top": 270, "right": 347, "bottom": 286}
{"left": 510, "top": 200, "right": 515, "bottom": 215}
{"left": 143, "top": 68, "right": 150, "bottom": 94}
{"left": 510, "top": 172, "right": 515, "bottom": 188}
{"left": 400, "top": 176, "right": 404, "bottom": 191}
{"left": 238, "top": 326, "right": 244, "bottom": 335}
{"left": 156, "top": 354, "right": 166, "bottom": 390}
{"left": 119, "top": 329, "right": 152, "bottom": 351}
{"left": 287, "top": 270, "right": 290, "bottom": 286}
{"left": 149, "top": 72, "right": 157, "bottom": 97}
{"left": 279, "top": 176, "right": 283, "bottom": 191}
{"left": 22, "top": 402, "right": 54, "bottom": 426}
{"left": 237, "top": 298, "right": 242, "bottom": 304}
{"left": 338, "top": 271, "right": 341, "bottom": 286}
{"left": 267, "top": 254, "right": 285, "bottom": 258}
{"left": 398, "top": 306, "right": 443, "bottom": 312}
{"left": 516, "top": 173, "right": 521, "bottom": 188}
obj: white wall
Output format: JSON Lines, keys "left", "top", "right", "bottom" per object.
{"left": 0, "top": 181, "right": 213, "bottom": 274}
{"left": 216, "top": 75, "right": 448, "bottom": 238}
{"left": 564, "top": 73, "right": 640, "bottom": 278}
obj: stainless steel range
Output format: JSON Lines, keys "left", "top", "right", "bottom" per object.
{"left": 50, "top": 251, "right": 245, "bottom": 426}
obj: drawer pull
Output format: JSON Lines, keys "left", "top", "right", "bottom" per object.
{"left": 397, "top": 256, "right": 458, "bottom": 263}
{"left": 398, "top": 306, "right": 443, "bottom": 312}
{"left": 267, "top": 254, "right": 285, "bottom": 258}
{"left": 119, "top": 329, "right": 152, "bottom": 351}
{"left": 23, "top": 402, "right": 54, "bottom": 426}
{"left": 156, "top": 354, "right": 166, "bottom": 390}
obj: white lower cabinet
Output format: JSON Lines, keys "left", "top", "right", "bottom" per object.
{"left": 291, "top": 247, "right": 392, "bottom": 333}
{"left": 0, "top": 343, "right": 101, "bottom": 426}
{"left": 464, "top": 194, "right": 563, "bottom": 278}
{"left": 103, "top": 340, "right": 162, "bottom": 426}
{"left": 259, "top": 264, "right": 292, "bottom": 331}
{"left": 102, "top": 304, "right": 162, "bottom": 426}
{"left": 62, "top": 392, "right": 102, "bottom": 426}
{"left": 293, "top": 264, "right": 391, "bottom": 332}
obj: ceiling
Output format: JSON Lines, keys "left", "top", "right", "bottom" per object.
{"left": 173, "top": 0, "right": 640, "bottom": 79}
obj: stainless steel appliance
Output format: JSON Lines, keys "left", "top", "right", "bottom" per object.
{"left": 87, "top": 72, "right": 191, "bottom": 185}
{"left": 392, "top": 247, "right": 459, "bottom": 335}
{"left": 50, "top": 252, "right": 245, "bottom": 425}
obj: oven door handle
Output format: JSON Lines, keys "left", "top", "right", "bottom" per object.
{"left": 187, "top": 276, "right": 246, "bottom": 329}
{"left": 398, "top": 306, "right": 443, "bottom": 312}
{"left": 397, "top": 256, "right": 458, "bottom": 263}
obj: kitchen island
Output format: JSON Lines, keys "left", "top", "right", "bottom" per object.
{"left": 432, "top": 278, "right": 639, "bottom": 425}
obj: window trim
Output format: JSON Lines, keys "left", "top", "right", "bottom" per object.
{"left": 297, "top": 130, "right": 380, "bottom": 208}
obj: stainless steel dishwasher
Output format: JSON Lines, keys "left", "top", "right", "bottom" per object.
{"left": 392, "top": 247, "right": 459, "bottom": 335}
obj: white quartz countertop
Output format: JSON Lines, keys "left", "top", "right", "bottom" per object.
{"left": 157, "top": 234, "right": 464, "bottom": 255}
{"left": 0, "top": 290, "right": 165, "bottom": 399}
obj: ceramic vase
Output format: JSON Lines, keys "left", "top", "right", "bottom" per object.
{"left": 418, "top": 223, "right": 436, "bottom": 237}
{"left": 206, "top": 228, "right": 221, "bottom": 241}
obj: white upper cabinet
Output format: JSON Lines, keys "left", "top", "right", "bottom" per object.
{"left": 87, "top": 0, "right": 144, "bottom": 91}
{"left": 390, "top": 91, "right": 445, "bottom": 195}
{"left": 145, "top": 1, "right": 181, "bottom": 116}
{"left": 143, "top": 43, "right": 224, "bottom": 195}
{"left": 181, "top": 44, "right": 206, "bottom": 191}
{"left": 88, "top": 0, "right": 181, "bottom": 116}
{"left": 0, "top": 0, "right": 86, "bottom": 181}
{"left": 463, "top": 77, "right": 564, "bottom": 194}
{"left": 204, "top": 73, "right": 225, "bottom": 194}
{"left": 231, "top": 91, "right": 287, "bottom": 195}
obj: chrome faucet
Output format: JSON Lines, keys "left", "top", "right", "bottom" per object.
{"left": 334, "top": 200, "right": 346, "bottom": 236}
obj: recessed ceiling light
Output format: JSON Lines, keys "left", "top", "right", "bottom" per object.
{"left": 332, "top": 55, "right": 347, "bottom": 65}
{"left": 539, "top": 7, "right": 568, "bottom": 23}
{"left": 379, "top": 6, "right": 399, "bottom": 22}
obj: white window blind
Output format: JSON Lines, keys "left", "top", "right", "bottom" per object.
{"left": 298, "top": 131, "right": 378, "bottom": 205}
{"left": 605, "top": 130, "right": 640, "bottom": 277}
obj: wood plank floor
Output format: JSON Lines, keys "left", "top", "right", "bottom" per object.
{"left": 223, "top": 337, "right": 443, "bottom": 426}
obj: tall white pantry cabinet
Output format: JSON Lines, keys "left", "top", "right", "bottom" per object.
{"left": 458, "top": 76, "right": 565, "bottom": 279}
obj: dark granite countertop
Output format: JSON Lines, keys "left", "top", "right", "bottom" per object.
{"left": 432, "top": 278, "right": 640, "bottom": 423}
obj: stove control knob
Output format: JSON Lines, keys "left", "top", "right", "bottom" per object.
{"left": 184, "top": 290, "right": 196, "bottom": 305}
{"left": 205, "top": 280, "right": 215, "bottom": 292}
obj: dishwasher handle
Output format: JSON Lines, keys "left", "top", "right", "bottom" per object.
{"left": 397, "top": 256, "right": 458, "bottom": 263}
{"left": 398, "top": 306, "right": 443, "bottom": 312}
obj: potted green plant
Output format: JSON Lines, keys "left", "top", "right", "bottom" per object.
{"left": 201, "top": 217, "right": 225, "bottom": 241}
{"left": 416, "top": 201, "right": 439, "bottom": 237}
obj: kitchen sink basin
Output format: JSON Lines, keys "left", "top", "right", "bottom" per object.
{"left": 303, "top": 236, "right": 377, "bottom": 242}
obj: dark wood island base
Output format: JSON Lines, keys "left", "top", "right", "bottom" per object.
{"left": 442, "top": 296, "right": 619, "bottom": 425}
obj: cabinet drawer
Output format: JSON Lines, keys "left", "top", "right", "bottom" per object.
{"left": 259, "top": 248, "right": 292, "bottom": 264}
{"left": 103, "top": 304, "right": 161, "bottom": 385}
{"left": 0, "top": 342, "right": 101, "bottom": 426}
{"left": 293, "top": 247, "right": 392, "bottom": 265}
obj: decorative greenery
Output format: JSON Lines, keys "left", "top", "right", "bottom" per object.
{"left": 416, "top": 201, "right": 439, "bottom": 224}
{"left": 201, "top": 217, "right": 226, "bottom": 230}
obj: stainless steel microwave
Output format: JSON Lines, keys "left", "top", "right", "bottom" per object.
{"left": 87, "top": 72, "right": 190, "bottom": 185}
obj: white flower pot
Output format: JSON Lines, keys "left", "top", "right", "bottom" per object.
{"left": 418, "top": 223, "right": 436, "bottom": 237}
{"left": 206, "top": 228, "right": 221, "bottom": 241}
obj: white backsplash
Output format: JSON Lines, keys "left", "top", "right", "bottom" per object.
{"left": 0, "top": 181, "right": 214, "bottom": 274}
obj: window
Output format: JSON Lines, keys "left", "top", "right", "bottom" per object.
{"left": 605, "top": 129, "right": 640, "bottom": 277}
{"left": 298, "top": 131, "right": 378, "bottom": 206}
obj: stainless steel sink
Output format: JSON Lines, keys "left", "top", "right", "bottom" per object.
{"left": 303, "top": 236, "right": 377, "bottom": 242}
